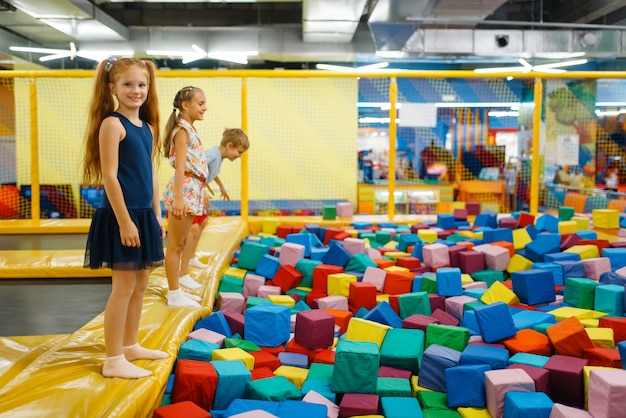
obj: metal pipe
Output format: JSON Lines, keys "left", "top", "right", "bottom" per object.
{"left": 405, "top": 17, "right": 626, "bottom": 31}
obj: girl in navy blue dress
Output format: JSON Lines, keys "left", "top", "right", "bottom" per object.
{"left": 83, "top": 57, "right": 167, "bottom": 379}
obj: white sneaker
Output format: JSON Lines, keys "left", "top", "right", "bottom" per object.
{"left": 182, "top": 291, "right": 202, "bottom": 302}
{"left": 179, "top": 274, "right": 202, "bottom": 289}
{"left": 189, "top": 258, "right": 209, "bottom": 269}
{"left": 167, "top": 291, "right": 201, "bottom": 308}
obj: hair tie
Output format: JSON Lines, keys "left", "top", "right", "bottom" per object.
{"left": 105, "top": 57, "right": 117, "bottom": 72}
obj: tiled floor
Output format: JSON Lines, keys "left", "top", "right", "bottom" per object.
{"left": 0, "top": 278, "right": 110, "bottom": 336}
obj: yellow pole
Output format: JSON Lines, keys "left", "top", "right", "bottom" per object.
{"left": 388, "top": 78, "right": 397, "bottom": 220}
{"left": 530, "top": 78, "right": 543, "bottom": 214}
{"left": 241, "top": 77, "right": 249, "bottom": 221}
{"left": 30, "top": 79, "right": 40, "bottom": 221}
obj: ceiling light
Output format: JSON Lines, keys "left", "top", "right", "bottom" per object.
{"left": 9, "top": 43, "right": 132, "bottom": 62}
{"left": 474, "top": 57, "right": 587, "bottom": 74}
{"left": 316, "top": 62, "right": 389, "bottom": 72}
{"left": 147, "top": 45, "right": 257, "bottom": 65}
{"left": 376, "top": 51, "right": 406, "bottom": 59}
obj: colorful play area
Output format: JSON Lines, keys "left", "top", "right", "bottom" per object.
{"left": 1, "top": 70, "right": 626, "bottom": 418}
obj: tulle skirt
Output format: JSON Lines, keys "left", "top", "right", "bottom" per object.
{"left": 85, "top": 207, "right": 164, "bottom": 271}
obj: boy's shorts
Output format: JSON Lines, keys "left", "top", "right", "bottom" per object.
{"left": 193, "top": 214, "right": 209, "bottom": 225}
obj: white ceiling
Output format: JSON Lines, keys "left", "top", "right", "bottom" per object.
{"left": 2, "top": 0, "right": 626, "bottom": 70}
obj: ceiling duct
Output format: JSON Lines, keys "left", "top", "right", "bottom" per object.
{"left": 302, "top": 0, "right": 369, "bottom": 43}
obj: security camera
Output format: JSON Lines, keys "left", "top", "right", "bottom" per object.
{"left": 495, "top": 35, "right": 509, "bottom": 48}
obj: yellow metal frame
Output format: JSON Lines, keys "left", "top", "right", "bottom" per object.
{"left": 3, "top": 68, "right": 626, "bottom": 225}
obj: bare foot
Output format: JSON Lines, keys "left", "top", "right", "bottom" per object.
{"left": 102, "top": 354, "right": 152, "bottom": 379}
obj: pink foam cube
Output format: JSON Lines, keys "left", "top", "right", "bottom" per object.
{"left": 336, "top": 202, "right": 354, "bottom": 217}
{"left": 302, "top": 390, "right": 339, "bottom": 418}
{"left": 243, "top": 273, "right": 265, "bottom": 298}
{"left": 549, "top": 403, "right": 593, "bottom": 418}
{"left": 230, "top": 411, "right": 278, "bottom": 418}
{"left": 485, "top": 368, "right": 535, "bottom": 418}
{"left": 316, "top": 295, "right": 349, "bottom": 311}
{"left": 278, "top": 242, "right": 305, "bottom": 266}
{"left": 362, "top": 266, "right": 386, "bottom": 292}
{"left": 187, "top": 328, "right": 226, "bottom": 346}
{"left": 463, "top": 281, "right": 488, "bottom": 290}
{"left": 257, "top": 285, "right": 282, "bottom": 298}
{"left": 444, "top": 295, "right": 478, "bottom": 321}
{"left": 217, "top": 292, "right": 245, "bottom": 313}
{"left": 422, "top": 243, "right": 450, "bottom": 269}
{"left": 473, "top": 244, "right": 510, "bottom": 271}
{"left": 588, "top": 368, "right": 626, "bottom": 418}
{"left": 343, "top": 238, "right": 366, "bottom": 255}
{"left": 581, "top": 257, "right": 612, "bottom": 281}
{"left": 366, "top": 247, "right": 382, "bottom": 259}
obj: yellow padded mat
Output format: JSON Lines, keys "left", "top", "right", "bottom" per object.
{"left": 0, "top": 217, "right": 248, "bottom": 418}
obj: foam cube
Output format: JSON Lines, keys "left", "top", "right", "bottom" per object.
{"left": 212, "top": 360, "right": 252, "bottom": 410}
{"left": 380, "top": 397, "right": 423, "bottom": 418}
{"left": 474, "top": 302, "right": 517, "bottom": 343}
{"left": 317, "top": 295, "right": 349, "bottom": 311}
{"left": 217, "top": 292, "right": 246, "bottom": 313}
{"left": 178, "top": 339, "right": 219, "bottom": 362}
{"left": 511, "top": 269, "right": 556, "bottom": 305}
{"left": 339, "top": 393, "right": 380, "bottom": 417}
{"left": 474, "top": 244, "right": 510, "bottom": 271}
{"left": 238, "top": 242, "right": 271, "bottom": 271}
{"left": 593, "top": 209, "right": 619, "bottom": 229}
{"left": 543, "top": 354, "right": 588, "bottom": 409}
{"left": 331, "top": 339, "right": 380, "bottom": 394}
{"left": 564, "top": 277, "right": 600, "bottom": 309}
{"left": 425, "top": 323, "right": 470, "bottom": 352}
{"left": 549, "top": 403, "right": 593, "bottom": 418}
{"left": 506, "top": 363, "right": 550, "bottom": 394}
{"left": 245, "top": 375, "right": 302, "bottom": 401}
{"left": 302, "top": 390, "right": 339, "bottom": 418}
{"left": 460, "top": 345, "right": 509, "bottom": 370}
{"left": 484, "top": 368, "right": 535, "bottom": 418}
{"left": 594, "top": 284, "right": 625, "bottom": 316}
{"left": 397, "top": 291, "right": 431, "bottom": 318}
{"left": 321, "top": 242, "right": 351, "bottom": 267}
{"left": 346, "top": 317, "right": 390, "bottom": 348}
{"left": 257, "top": 285, "right": 281, "bottom": 298}
{"left": 436, "top": 267, "right": 464, "bottom": 297}
{"left": 153, "top": 401, "right": 212, "bottom": 418}
{"left": 245, "top": 304, "right": 291, "bottom": 348}
{"left": 503, "top": 328, "right": 553, "bottom": 357}
{"left": 446, "top": 364, "right": 491, "bottom": 408}
{"left": 327, "top": 273, "right": 357, "bottom": 297}
{"left": 187, "top": 328, "right": 226, "bottom": 347}
{"left": 458, "top": 251, "right": 486, "bottom": 274}
{"left": 380, "top": 328, "right": 425, "bottom": 374}
{"left": 349, "top": 281, "right": 378, "bottom": 310}
{"left": 418, "top": 343, "right": 462, "bottom": 392}
{"left": 171, "top": 359, "right": 218, "bottom": 411}
{"left": 422, "top": 243, "right": 450, "bottom": 268}
{"left": 295, "top": 310, "right": 335, "bottom": 350}
{"left": 503, "top": 391, "right": 553, "bottom": 418}
{"left": 243, "top": 273, "right": 266, "bottom": 297}
{"left": 546, "top": 316, "right": 594, "bottom": 358}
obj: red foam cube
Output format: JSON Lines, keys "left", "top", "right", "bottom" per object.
{"left": 348, "top": 281, "right": 378, "bottom": 310}
{"left": 153, "top": 401, "right": 211, "bottom": 418}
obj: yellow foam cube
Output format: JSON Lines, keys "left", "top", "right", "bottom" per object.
{"left": 211, "top": 347, "right": 255, "bottom": 370}
{"left": 548, "top": 306, "right": 608, "bottom": 321}
{"left": 571, "top": 216, "right": 590, "bottom": 230}
{"left": 418, "top": 229, "right": 437, "bottom": 243}
{"left": 268, "top": 294, "right": 296, "bottom": 308}
{"left": 383, "top": 240, "right": 399, "bottom": 249}
{"left": 565, "top": 244, "right": 600, "bottom": 260}
{"left": 507, "top": 253, "right": 533, "bottom": 273}
{"left": 585, "top": 327, "right": 614, "bottom": 348}
{"left": 345, "top": 317, "right": 390, "bottom": 348}
{"left": 411, "top": 375, "right": 432, "bottom": 396}
{"left": 480, "top": 281, "right": 520, "bottom": 305}
{"left": 580, "top": 318, "right": 599, "bottom": 328}
{"left": 224, "top": 267, "right": 247, "bottom": 279}
{"left": 458, "top": 230, "right": 475, "bottom": 238}
{"left": 384, "top": 265, "right": 410, "bottom": 273}
{"left": 461, "top": 274, "right": 474, "bottom": 285}
{"left": 262, "top": 218, "right": 280, "bottom": 235}
{"left": 274, "top": 365, "right": 309, "bottom": 389}
{"left": 558, "top": 220, "right": 578, "bottom": 234}
{"left": 376, "top": 294, "right": 390, "bottom": 303}
{"left": 457, "top": 407, "right": 493, "bottom": 418}
{"left": 511, "top": 228, "right": 532, "bottom": 250}
{"left": 327, "top": 273, "right": 357, "bottom": 297}
{"left": 473, "top": 231, "right": 484, "bottom": 240}
{"left": 345, "top": 228, "right": 359, "bottom": 238}
{"left": 593, "top": 209, "right": 620, "bottom": 229}
{"left": 384, "top": 251, "right": 410, "bottom": 261}
{"left": 482, "top": 202, "right": 500, "bottom": 213}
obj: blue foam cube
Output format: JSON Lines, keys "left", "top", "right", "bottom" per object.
{"left": 320, "top": 242, "right": 351, "bottom": 267}
{"left": 445, "top": 364, "right": 491, "bottom": 408}
{"left": 418, "top": 344, "right": 462, "bottom": 392}
{"left": 474, "top": 302, "right": 516, "bottom": 343}
{"left": 532, "top": 262, "right": 563, "bottom": 286}
{"left": 503, "top": 391, "right": 553, "bottom": 418}
{"left": 460, "top": 345, "right": 509, "bottom": 370}
{"left": 363, "top": 301, "right": 403, "bottom": 328}
{"left": 436, "top": 267, "right": 463, "bottom": 297}
{"left": 511, "top": 269, "right": 556, "bottom": 305}
{"left": 256, "top": 254, "right": 281, "bottom": 279}
{"left": 244, "top": 304, "right": 291, "bottom": 347}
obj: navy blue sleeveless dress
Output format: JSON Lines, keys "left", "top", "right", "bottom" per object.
{"left": 84, "top": 112, "right": 165, "bottom": 271}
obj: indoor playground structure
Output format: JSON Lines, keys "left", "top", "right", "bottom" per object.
{"left": 1, "top": 69, "right": 626, "bottom": 417}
